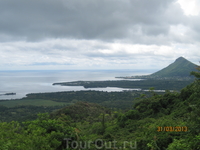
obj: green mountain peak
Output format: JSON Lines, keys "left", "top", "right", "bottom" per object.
{"left": 150, "top": 57, "right": 197, "bottom": 78}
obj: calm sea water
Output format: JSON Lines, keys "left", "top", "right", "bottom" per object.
{"left": 0, "top": 70, "right": 152, "bottom": 100}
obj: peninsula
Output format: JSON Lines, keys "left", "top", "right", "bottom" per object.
{"left": 53, "top": 57, "right": 196, "bottom": 91}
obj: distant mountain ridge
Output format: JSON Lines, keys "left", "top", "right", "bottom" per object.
{"left": 150, "top": 57, "right": 197, "bottom": 78}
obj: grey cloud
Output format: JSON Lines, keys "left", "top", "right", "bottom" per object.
{"left": 188, "top": 16, "right": 200, "bottom": 42}
{"left": 0, "top": 0, "right": 188, "bottom": 44}
{"left": 141, "top": 25, "right": 169, "bottom": 36}
{"left": 86, "top": 51, "right": 129, "bottom": 58}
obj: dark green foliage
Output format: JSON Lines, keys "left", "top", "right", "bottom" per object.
{"left": 50, "top": 101, "right": 111, "bottom": 123}
{"left": 0, "top": 113, "right": 79, "bottom": 150}
{"left": 190, "top": 65, "right": 200, "bottom": 80}
{"left": 0, "top": 105, "right": 63, "bottom": 122}
{"left": 25, "top": 90, "right": 146, "bottom": 109}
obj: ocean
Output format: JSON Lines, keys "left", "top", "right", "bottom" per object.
{"left": 0, "top": 70, "right": 152, "bottom": 100}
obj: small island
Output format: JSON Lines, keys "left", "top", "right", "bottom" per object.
{"left": 0, "top": 92, "right": 16, "bottom": 96}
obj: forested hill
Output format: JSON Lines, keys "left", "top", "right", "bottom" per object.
{"left": 150, "top": 56, "right": 197, "bottom": 78}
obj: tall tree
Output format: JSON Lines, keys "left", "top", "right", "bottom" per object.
{"left": 190, "top": 64, "right": 200, "bottom": 80}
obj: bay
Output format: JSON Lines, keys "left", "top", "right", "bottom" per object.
{"left": 0, "top": 70, "right": 152, "bottom": 100}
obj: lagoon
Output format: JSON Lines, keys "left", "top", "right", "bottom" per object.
{"left": 0, "top": 70, "right": 152, "bottom": 100}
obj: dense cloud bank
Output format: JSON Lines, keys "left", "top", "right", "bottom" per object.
{"left": 0, "top": 0, "right": 199, "bottom": 70}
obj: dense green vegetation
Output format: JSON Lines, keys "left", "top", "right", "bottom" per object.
{"left": 23, "top": 90, "right": 153, "bottom": 109}
{"left": 0, "top": 113, "right": 79, "bottom": 150}
{"left": 0, "top": 90, "right": 153, "bottom": 122}
{"left": 0, "top": 105, "right": 64, "bottom": 122}
{"left": 0, "top": 99, "right": 68, "bottom": 107}
{"left": 0, "top": 66, "right": 200, "bottom": 149}
{"left": 0, "top": 89, "right": 164, "bottom": 123}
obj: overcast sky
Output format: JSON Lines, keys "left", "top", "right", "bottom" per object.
{"left": 0, "top": 0, "right": 200, "bottom": 71}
